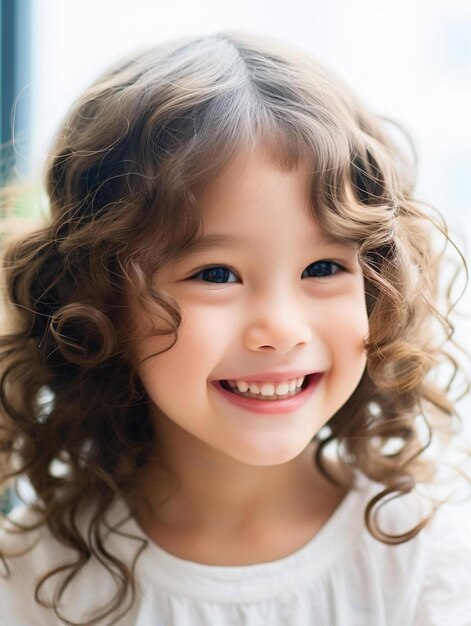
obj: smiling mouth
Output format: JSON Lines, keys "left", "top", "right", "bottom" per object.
{"left": 219, "top": 374, "right": 311, "bottom": 401}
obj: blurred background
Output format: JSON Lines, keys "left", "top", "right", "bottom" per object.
{"left": 0, "top": 0, "right": 470, "bottom": 512}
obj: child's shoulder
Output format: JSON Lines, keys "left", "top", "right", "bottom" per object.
{"left": 0, "top": 500, "right": 139, "bottom": 626}
{"left": 0, "top": 504, "right": 63, "bottom": 625}
{"left": 411, "top": 496, "right": 471, "bottom": 624}
{"left": 355, "top": 470, "right": 471, "bottom": 555}
{"left": 352, "top": 472, "right": 471, "bottom": 624}
{"left": 0, "top": 503, "right": 54, "bottom": 571}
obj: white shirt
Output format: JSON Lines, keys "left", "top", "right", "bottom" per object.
{"left": 1, "top": 470, "right": 470, "bottom": 626}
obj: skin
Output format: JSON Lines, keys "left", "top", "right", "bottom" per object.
{"left": 127, "top": 146, "right": 369, "bottom": 564}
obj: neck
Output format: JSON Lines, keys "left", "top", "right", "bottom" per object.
{"left": 129, "top": 411, "right": 354, "bottom": 565}
{"left": 133, "top": 414, "right": 349, "bottom": 537}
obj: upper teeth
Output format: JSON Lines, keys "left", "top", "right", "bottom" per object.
{"left": 227, "top": 376, "right": 305, "bottom": 396}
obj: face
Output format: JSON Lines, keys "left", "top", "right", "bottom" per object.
{"left": 129, "top": 147, "right": 369, "bottom": 468}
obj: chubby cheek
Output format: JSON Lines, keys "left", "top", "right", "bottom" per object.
{"left": 135, "top": 306, "right": 231, "bottom": 409}
{"left": 321, "top": 299, "right": 369, "bottom": 407}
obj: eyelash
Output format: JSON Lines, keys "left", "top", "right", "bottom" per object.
{"left": 188, "top": 261, "right": 345, "bottom": 284}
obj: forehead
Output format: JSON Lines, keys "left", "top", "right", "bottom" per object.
{"left": 200, "top": 145, "right": 310, "bottom": 201}
{"left": 178, "top": 146, "right": 356, "bottom": 257}
{"left": 196, "top": 146, "right": 310, "bottom": 226}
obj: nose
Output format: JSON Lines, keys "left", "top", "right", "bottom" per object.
{"left": 243, "top": 289, "right": 312, "bottom": 355}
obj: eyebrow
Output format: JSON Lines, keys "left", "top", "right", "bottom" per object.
{"left": 177, "top": 232, "right": 355, "bottom": 258}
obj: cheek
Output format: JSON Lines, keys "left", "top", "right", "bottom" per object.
{"left": 136, "top": 307, "right": 231, "bottom": 400}
{"left": 323, "top": 296, "right": 368, "bottom": 368}
{"left": 317, "top": 301, "right": 368, "bottom": 415}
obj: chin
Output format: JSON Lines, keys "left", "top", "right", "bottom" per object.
{"left": 224, "top": 439, "right": 309, "bottom": 467}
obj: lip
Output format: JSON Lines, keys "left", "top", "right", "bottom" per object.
{"left": 216, "top": 369, "right": 316, "bottom": 383}
{"left": 212, "top": 373, "right": 323, "bottom": 415}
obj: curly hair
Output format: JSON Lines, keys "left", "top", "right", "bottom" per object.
{"left": 0, "top": 31, "right": 468, "bottom": 625}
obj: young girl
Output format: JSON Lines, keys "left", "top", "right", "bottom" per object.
{"left": 0, "top": 32, "right": 470, "bottom": 626}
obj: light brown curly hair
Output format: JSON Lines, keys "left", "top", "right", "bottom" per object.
{"left": 0, "top": 31, "right": 468, "bottom": 625}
